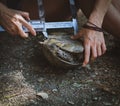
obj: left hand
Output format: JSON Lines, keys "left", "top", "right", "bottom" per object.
{"left": 0, "top": 5, "right": 36, "bottom": 38}
{"left": 71, "top": 28, "right": 107, "bottom": 66}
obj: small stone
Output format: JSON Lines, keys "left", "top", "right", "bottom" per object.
{"left": 52, "top": 89, "right": 58, "bottom": 93}
{"left": 86, "top": 79, "right": 93, "bottom": 83}
{"left": 83, "top": 99, "right": 87, "bottom": 104}
{"left": 91, "top": 88, "right": 95, "bottom": 91}
{"left": 92, "top": 97, "right": 98, "bottom": 101}
{"left": 36, "top": 92, "right": 48, "bottom": 100}
{"left": 67, "top": 101, "right": 75, "bottom": 105}
{"left": 95, "top": 72, "right": 99, "bottom": 75}
{"left": 73, "top": 83, "right": 82, "bottom": 88}
{"left": 37, "top": 78, "right": 44, "bottom": 82}
{"left": 103, "top": 102, "right": 112, "bottom": 106}
{"left": 105, "top": 70, "right": 108, "bottom": 72}
{"left": 85, "top": 64, "right": 91, "bottom": 70}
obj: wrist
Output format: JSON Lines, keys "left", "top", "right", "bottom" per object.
{"left": 89, "top": 15, "right": 103, "bottom": 28}
{"left": 83, "top": 21, "right": 105, "bottom": 33}
{"left": 88, "top": 10, "right": 105, "bottom": 28}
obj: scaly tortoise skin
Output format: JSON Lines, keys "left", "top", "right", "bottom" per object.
{"left": 39, "top": 34, "right": 84, "bottom": 69}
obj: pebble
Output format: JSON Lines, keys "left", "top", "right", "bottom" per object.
{"left": 92, "top": 97, "right": 98, "bottom": 101}
{"left": 73, "top": 83, "right": 82, "bottom": 88}
{"left": 52, "top": 89, "right": 58, "bottom": 93}
{"left": 67, "top": 101, "right": 75, "bottom": 105}
{"left": 91, "top": 88, "right": 95, "bottom": 91}
{"left": 104, "top": 70, "right": 107, "bottom": 72}
{"left": 37, "top": 78, "right": 44, "bottom": 82}
{"left": 36, "top": 92, "right": 49, "bottom": 100}
{"left": 95, "top": 72, "right": 99, "bottom": 75}
{"left": 103, "top": 102, "right": 112, "bottom": 106}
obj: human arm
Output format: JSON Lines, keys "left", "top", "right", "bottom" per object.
{"left": 0, "top": 2, "right": 36, "bottom": 38}
{"left": 72, "top": 0, "right": 112, "bottom": 66}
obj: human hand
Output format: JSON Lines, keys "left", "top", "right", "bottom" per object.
{"left": 71, "top": 28, "right": 106, "bottom": 67}
{"left": 0, "top": 4, "right": 36, "bottom": 38}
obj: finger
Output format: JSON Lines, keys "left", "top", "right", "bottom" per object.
{"left": 19, "top": 17, "right": 36, "bottom": 36}
{"left": 91, "top": 43, "right": 97, "bottom": 60}
{"left": 97, "top": 44, "right": 102, "bottom": 56}
{"left": 101, "top": 42, "right": 107, "bottom": 54}
{"left": 17, "top": 25, "right": 29, "bottom": 38}
{"left": 82, "top": 41, "right": 90, "bottom": 67}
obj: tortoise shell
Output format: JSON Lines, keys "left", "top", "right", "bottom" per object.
{"left": 39, "top": 34, "right": 84, "bottom": 69}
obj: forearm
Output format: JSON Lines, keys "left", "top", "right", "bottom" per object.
{"left": 88, "top": 0, "right": 112, "bottom": 27}
{"left": 0, "top": 2, "right": 7, "bottom": 10}
{"left": 0, "top": 2, "right": 9, "bottom": 18}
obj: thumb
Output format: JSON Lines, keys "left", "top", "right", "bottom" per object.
{"left": 71, "top": 31, "right": 83, "bottom": 40}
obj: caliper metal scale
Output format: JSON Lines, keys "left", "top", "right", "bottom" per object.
{"left": 0, "top": 0, "right": 78, "bottom": 38}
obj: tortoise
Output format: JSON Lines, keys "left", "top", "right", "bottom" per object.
{"left": 39, "top": 34, "right": 84, "bottom": 69}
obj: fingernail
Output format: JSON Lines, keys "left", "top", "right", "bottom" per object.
{"left": 33, "top": 29, "right": 36, "bottom": 36}
{"left": 25, "top": 34, "right": 28, "bottom": 38}
{"left": 34, "top": 32, "right": 36, "bottom": 36}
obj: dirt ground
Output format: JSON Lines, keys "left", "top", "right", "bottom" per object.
{"left": 0, "top": 12, "right": 120, "bottom": 106}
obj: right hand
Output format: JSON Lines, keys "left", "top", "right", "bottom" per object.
{"left": 71, "top": 28, "right": 106, "bottom": 67}
{"left": 0, "top": 4, "right": 36, "bottom": 38}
